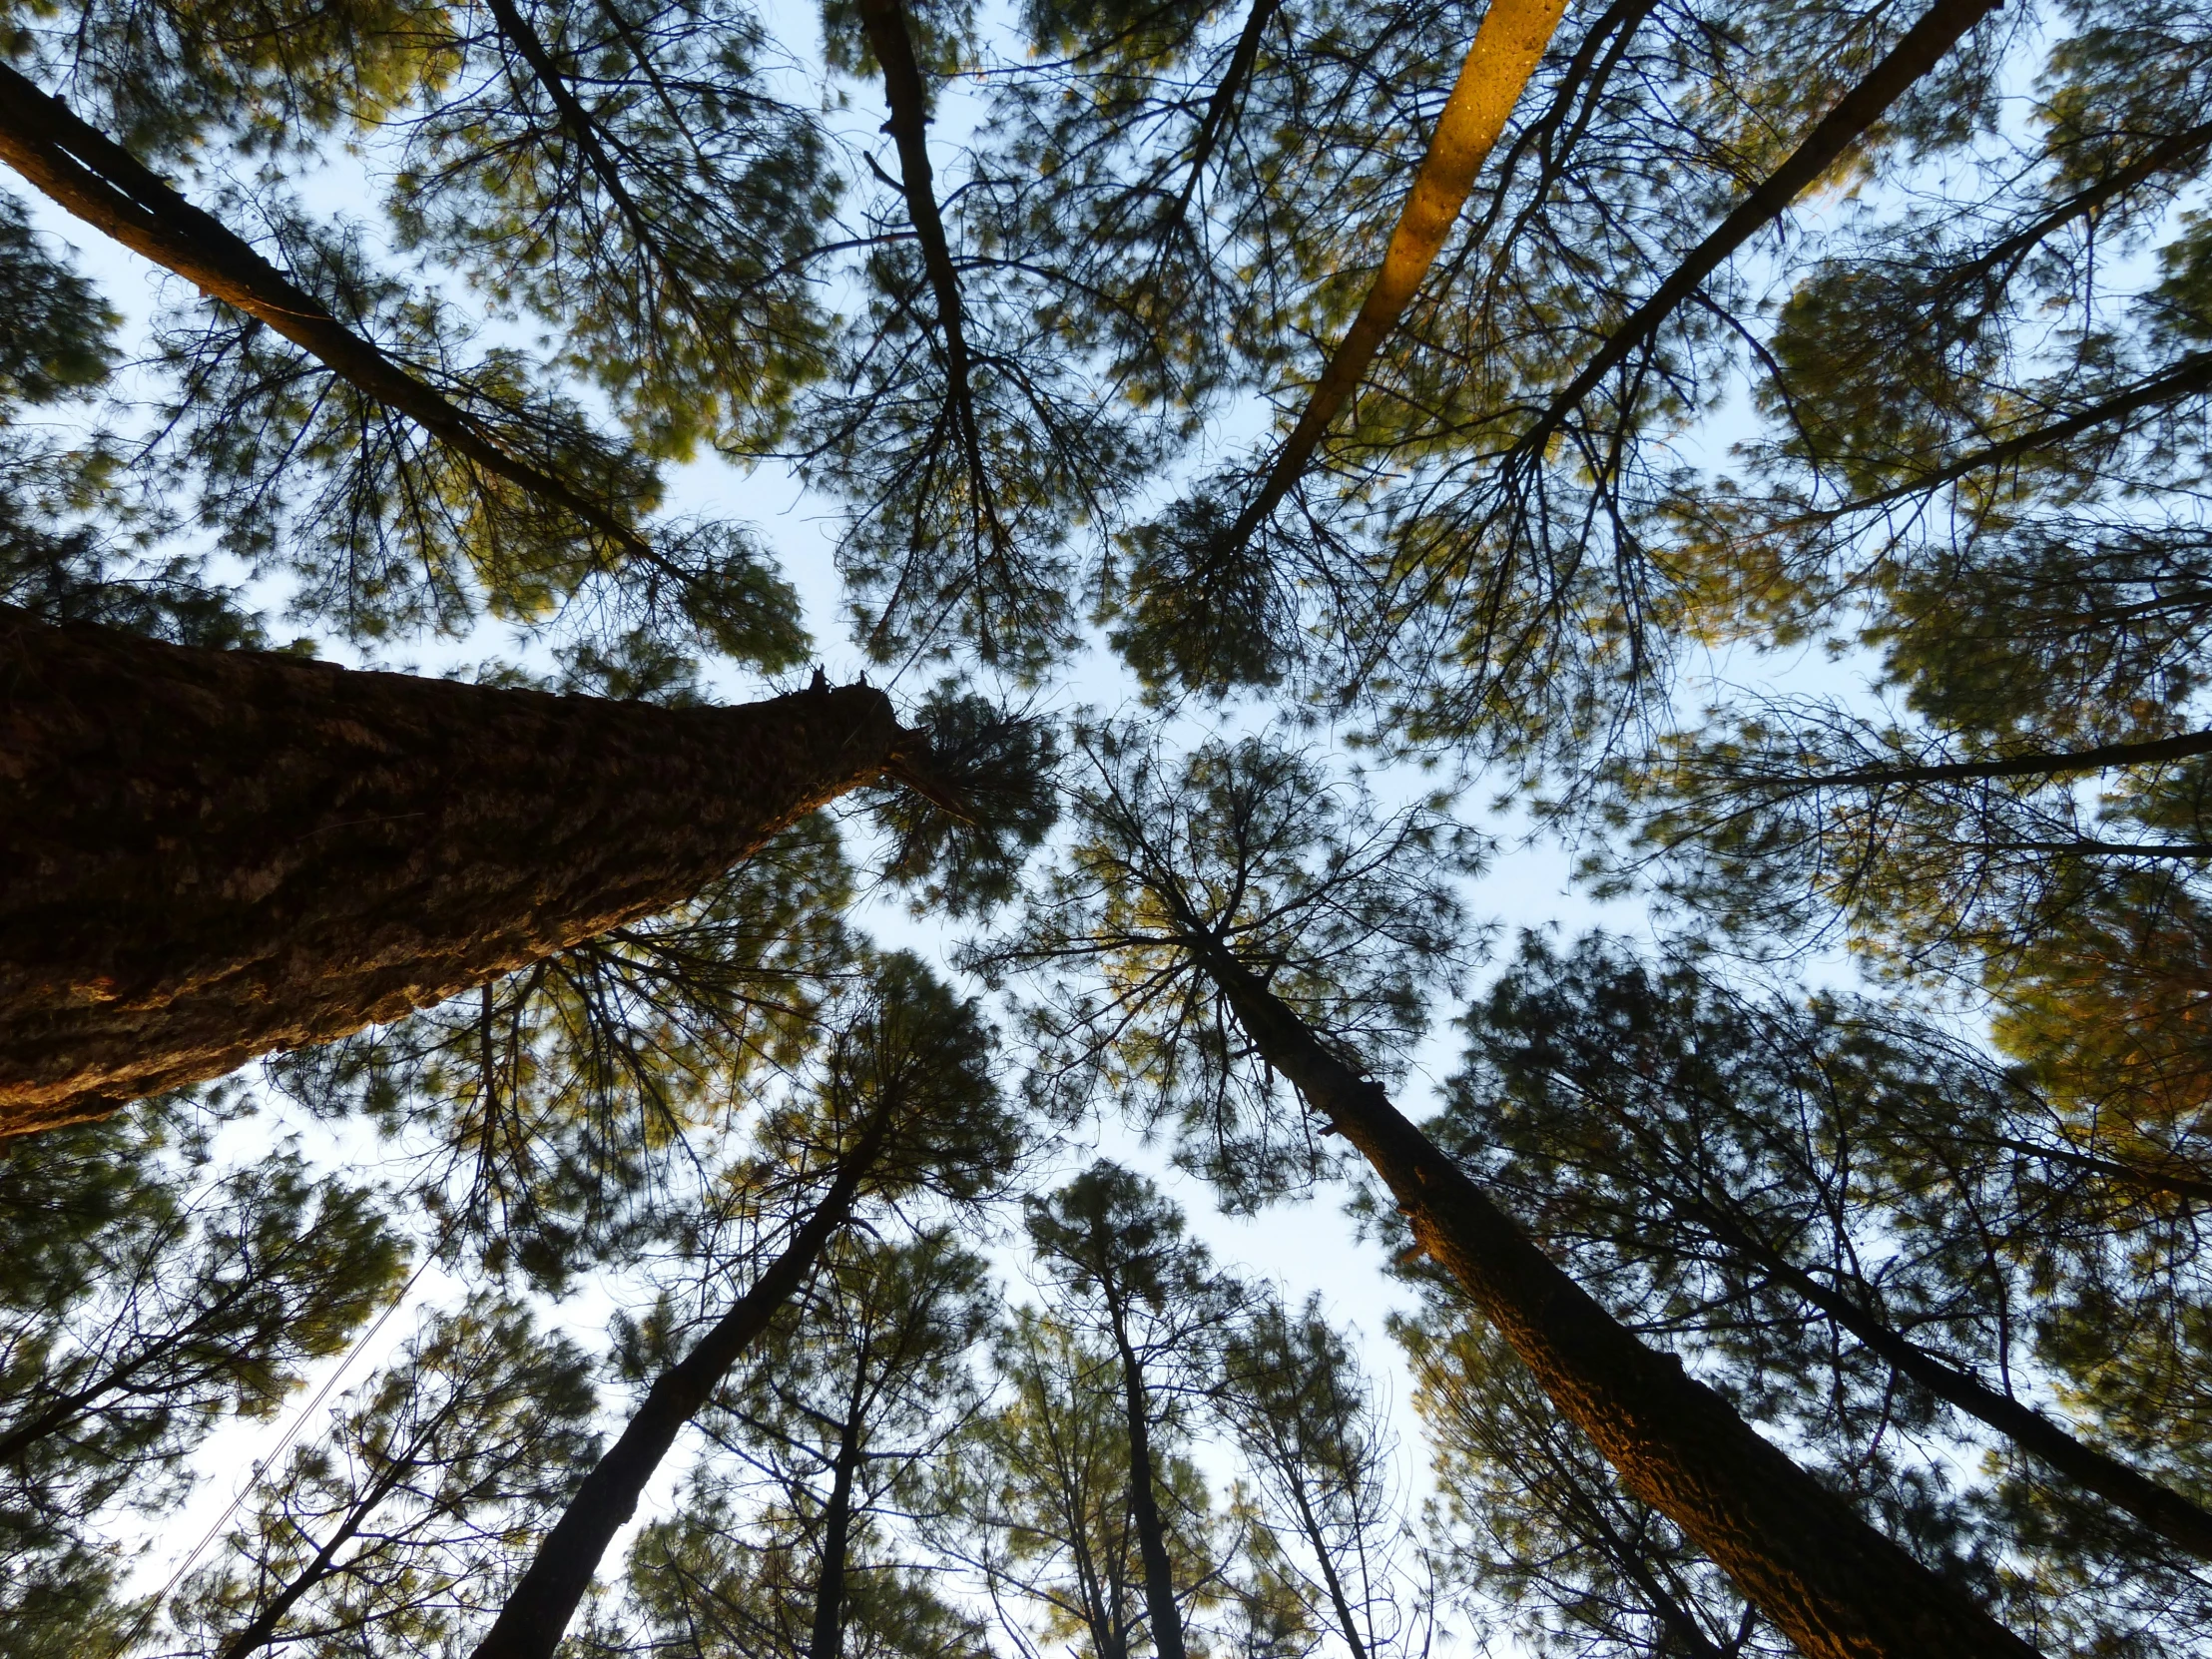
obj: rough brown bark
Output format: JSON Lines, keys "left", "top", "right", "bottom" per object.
{"left": 0, "top": 61, "right": 658, "bottom": 567}
{"left": 471, "top": 1118, "right": 888, "bottom": 1659}
{"left": 1176, "top": 930, "right": 2042, "bottom": 1659}
{"left": 0, "top": 610, "right": 918, "bottom": 1134}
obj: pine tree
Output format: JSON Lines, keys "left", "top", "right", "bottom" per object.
{"left": 469, "top": 953, "right": 1014, "bottom": 1659}
{"left": 933, "top": 1308, "right": 1236, "bottom": 1659}
{"left": 984, "top": 729, "right": 2043, "bottom": 1659}
{"left": 0, "top": 1103, "right": 404, "bottom": 1651}
{"left": 1215, "top": 1294, "right": 1430, "bottom": 1659}
{"left": 170, "top": 1302, "right": 601, "bottom": 1659}
{"left": 641, "top": 1228, "right": 995, "bottom": 1659}
{"left": 1025, "top": 1163, "right": 1240, "bottom": 1659}
{"left": 1447, "top": 934, "right": 2212, "bottom": 1647}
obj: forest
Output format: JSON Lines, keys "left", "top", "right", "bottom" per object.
{"left": 1, "top": 0, "right": 2208, "bottom": 1654}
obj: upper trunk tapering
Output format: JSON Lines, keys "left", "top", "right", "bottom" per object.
{"left": 0, "top": 611, "right": 908, "bottom": 1133}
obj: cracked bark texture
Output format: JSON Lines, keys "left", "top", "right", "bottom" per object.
{"left": 0, "top": 610, "right": 911, "bottom": 1134}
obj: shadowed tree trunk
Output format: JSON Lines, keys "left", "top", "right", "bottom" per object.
{"left": 471, "top": 1113, "right": 890, "bottom": 1659}
{"left": 1105, "top": 1297, "right": 1188, "bottom": 1659}
{"left": 0, "top": 611, "right": 919, "bottom": 1134}
{"left": 1692, "top": 1207, "right": 2212, "bottom": 1559}
{"left": 0, "top": 61, "right": 659, "bottom": 564}
{"left": 1749, "top": 729, "right": 2212, "bottom": 793}
{"left": 806, "top": 1412, "right": 864, "bottom": 1659}
{"left": 851, "top": 0, "right": 996, "bottom": 539}
{"left": 1504, "top": 0, "right": 2002, "bottom": 471}
{"left": 1169, "top": 924, "right": 2041, "bottom": 1659}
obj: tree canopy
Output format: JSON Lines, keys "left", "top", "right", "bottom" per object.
{"left": 5, "top": 0, "right": 2212, "bottom": 1654}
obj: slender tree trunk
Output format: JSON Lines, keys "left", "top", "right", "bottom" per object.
{"left": 1507, "top": 0, "right": 2001, "bottom": 469}
{"left": 807, "top": 1414, "right": 865, "bottom": 1659}
{"left": 1279, "top": 1472, "right": 1370, "bottom": 1659}
{"left": 1228, "top": 0, "right": 1567, "bottom": 543}
{"left": 1702, "top": 1211, "right": 2212, "bottom": 1558}
{"left": 1168, "top": 0, "right": 1283, "bottom": 223}
{"left": 849, "top": 0, "right": 994, "bottom": 531}
{"left": 1758, "top": 728, "right": 2212, "bottom": 793}
{"left": 1107, "top": 1305, "right": 1187, "bottom": 1659}
{"left": 1826, "top": 345, "right": 2212, "bottom": 519}
{"left": 0, "top": 63, "right": 657, "bottom": 565}
{"left": 0, "top": 612, "right": 918, "bottom": 1134}
{"left": 1177, "top": 930, "right": 2040, "bottom": 1659}
{"left": 1983, "top": 1134, "right": 2212, "bottom": 1206}
{"left": 470, "top": 1115, "right": 889, "bottom": 1659}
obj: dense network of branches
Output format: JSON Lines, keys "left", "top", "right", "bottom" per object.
{"left": 5, "top": 0, "right": 2212, "bottom": 1655}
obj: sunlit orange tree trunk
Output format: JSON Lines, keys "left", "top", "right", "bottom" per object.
{"left": 0, "top": 610, "right": 917, "bottom": 1134}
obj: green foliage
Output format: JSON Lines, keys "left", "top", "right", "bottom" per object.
{"left": 169, "top": 1302, "right": 601, "bottom": 1659}
{"left": 617, "top": 1231, "right": 994, "bottom": 1659}
{"left": 15, "top": 0, "right": 2212, "bottom": 1644}
{"left": 1396, "top": 1307, "right": 1781, "bottom": 1659}
{"left": 268, "top": 820, "right": 860, "bottom": 1288}
{"left": 869, "top": 686, "right": 1063, "bottom": 918}
{"left": 0, "top": 1106, "right": 404, "bottom": 1647}
{"left": 977, "top": 729, "right": 1483, "bottom": 1204}
{"left": 1217, "top": 1296, "right": 1428, "bottom": 1659}
{"left": 388, "top": 0, "right": 837, "bottom": 457}
{"left": 930, "top": 1308, "right": 1239, "bottom": 1659}
{"left": 0, "top": 192, "right": 115, "bottom": 407}
{"left": 1444, "top": 932, "right": 2212, "bottom": 1650}
{"left": 616, "top": 1481, "right": 992, "bottom": 1659}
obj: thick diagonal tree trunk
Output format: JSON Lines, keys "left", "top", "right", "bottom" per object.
{"left": 1171, "top": 924, "right": 2041, "bottom": 1659}
{"left": 0, "top": 610, "right": 919, "bottom": 1134}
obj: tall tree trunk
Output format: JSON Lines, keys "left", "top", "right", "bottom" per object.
{"left": 1748, "top": 728, "right": 2212, "bottom": 793}
{"left": 807, "top": 1413, "right": 865, "bottom": 1659}
{"left": 850, "top": 0, "right": 995, "bottom": 536}
{"left": 471, "top": 1114, "right": 890, "bottom": 1659}
{"left": 0, "top": 63, "right": 658, "bottom": 566}
{"left": 1506, "top": 0, "right": 2001, "bottom": 470}
{"left": 1278, "top": 1471, "right": 1371, "bottom": 1659}
{"left": 1175, "top": 929, "right": 2041, "bottom": 1659}
{"left": 1698, "top": 1209, "right": 2212, "bottom": 1558}
{"left": 1226, "top": 0, "right": 1567, "bottom": 544}
{"left": 0, "top": 612, "right": 918, "bottom": 1134}
{"left": 1107, "top": 1304, "right": 1188, "bottom": 1659}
